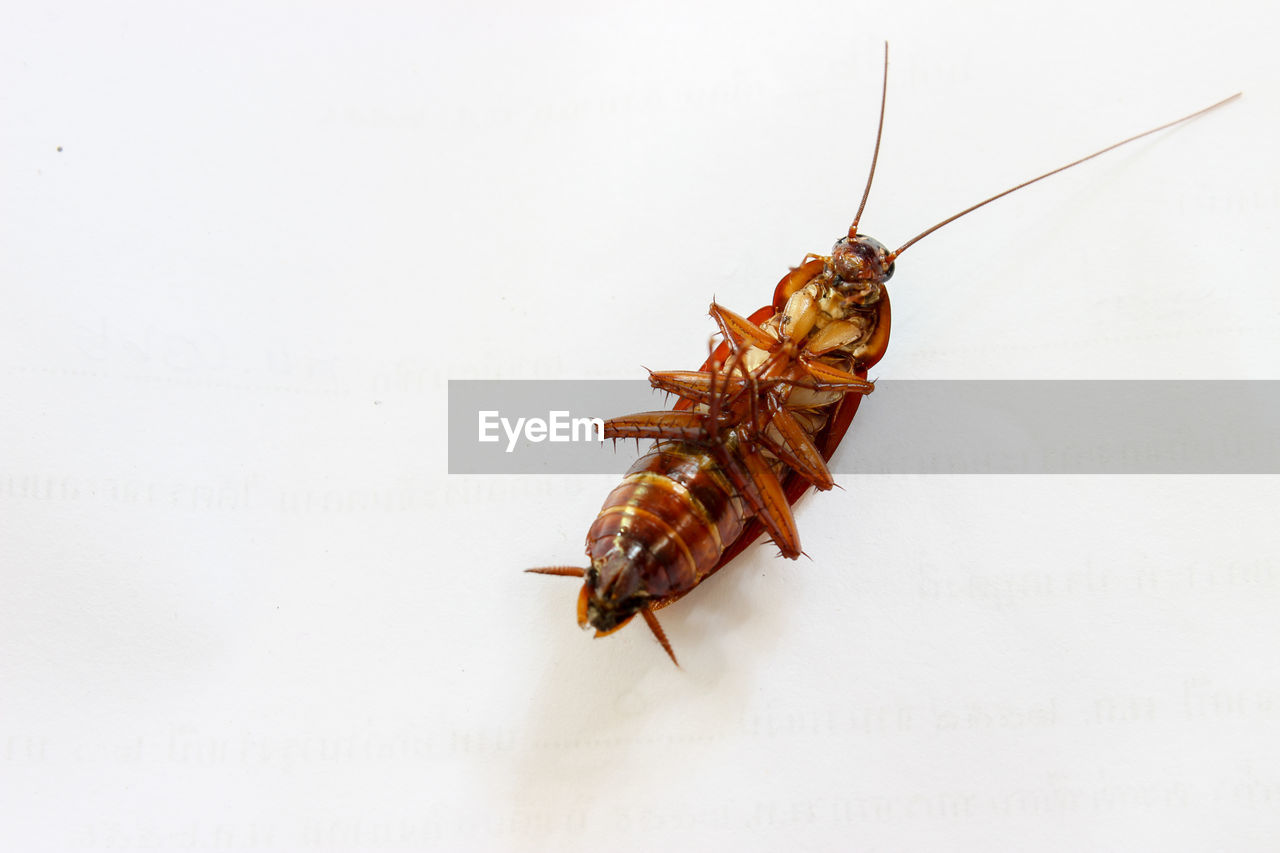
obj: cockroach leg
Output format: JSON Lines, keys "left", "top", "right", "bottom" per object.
{"left": 649, "top": 370, "right": 745, "bottom": 403}
{"left": 713, "top": 344, "right": 786, "bottom": 427}
{"left": 801, "top": 359, "right": 876, "bottom": 392}
{"left": 703, "top": 355, "right": 727, "bottom": 441}
{"left": 806, "top": 319, "right": 867, "bottom": 356}
{"left": 761, "top": 401, "right": 835, "bottom": 490}
{"left": 704, "top": 346, "right": 750, "bottom": 442}
{"left": 780, "top": 289, "right": 820, "bottom": 342}
{"left": 737, "top": 444, "right": 802, "bottom": 557}
{"left": 753, "top": 427, "right": 833, "bottom": 491}
{"left": 710, "top": 302, "right": 777, "bottom": 352}
{"left": 603, "top": 410, "right": 714, "bottom": 443}
{"left": 712, "top": 443, "right": 801, "bottom": 558}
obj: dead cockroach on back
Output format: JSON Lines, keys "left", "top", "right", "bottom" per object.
{"left": 529, "top": 44, "right": 1240, "bottom": 665}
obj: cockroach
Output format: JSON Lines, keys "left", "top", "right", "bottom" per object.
{"left": 529, "top": 44, "right": 1239, "bottom": 665}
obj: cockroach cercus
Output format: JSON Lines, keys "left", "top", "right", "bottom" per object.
{"left": 529, "top": 44, "right": 1239, "bottom": 666}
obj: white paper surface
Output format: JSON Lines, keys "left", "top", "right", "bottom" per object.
{"left": 3, "top": 2, "right": 1278, "bottom": 851}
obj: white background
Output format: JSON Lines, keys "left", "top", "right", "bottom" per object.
{"left": 3, "top": 1, "right": 1279, "bottom": 851}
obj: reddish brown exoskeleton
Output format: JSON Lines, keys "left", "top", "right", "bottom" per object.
{"left": 530, "top": 44, "right": 1239, "bottom": 665}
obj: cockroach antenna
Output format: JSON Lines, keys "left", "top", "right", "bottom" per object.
{"left": 849, "top": 41, "right": 890, "bottom": 238}
{"left": 887, "top": 91, "right": 1241, "bottom": 261}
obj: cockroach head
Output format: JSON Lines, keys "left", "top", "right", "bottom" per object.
{"left": 831, "top": 234, "right": 894, "bottom": 299}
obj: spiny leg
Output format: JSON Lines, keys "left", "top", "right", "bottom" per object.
{"left": 800, "top": 359, "right": 876, "bottom": 393}
{"left": 688, "top": 328, "right": 759, "bottom": 435}
{"left": 710, "top": 302, "right": 777, "bottom": 352}
{"left": 805, "top": 318, "right": 867, "bottom": 356}
{"left": 704, "top": 316, "right": 790, "bottom": 432}
{"left": 737, "top": 444, "right": 802, "bottom": 558}
{"left": 756, "top": 398, "right": 834, "bottom": 491}
{"left": 649, "top": 369, "right": 746, "bottom": 404}
{"left": 712, "top": 442, "right": 801, "bottom": 558}
{"left": 603, "top": 410, "right": 716, "bottom": 443}
{"left": 704, "top": 346, "right": 740, "bottom": 440}
{"left": 665, "top": 369, "right": 826, "bottom": 403}
{"left": 724, "top": 339, "right": 769, "bottom": 431}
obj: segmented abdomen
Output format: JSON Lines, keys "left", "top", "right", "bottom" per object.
{"left": 587, "top": 441, "right": 750, "bottom": 601}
